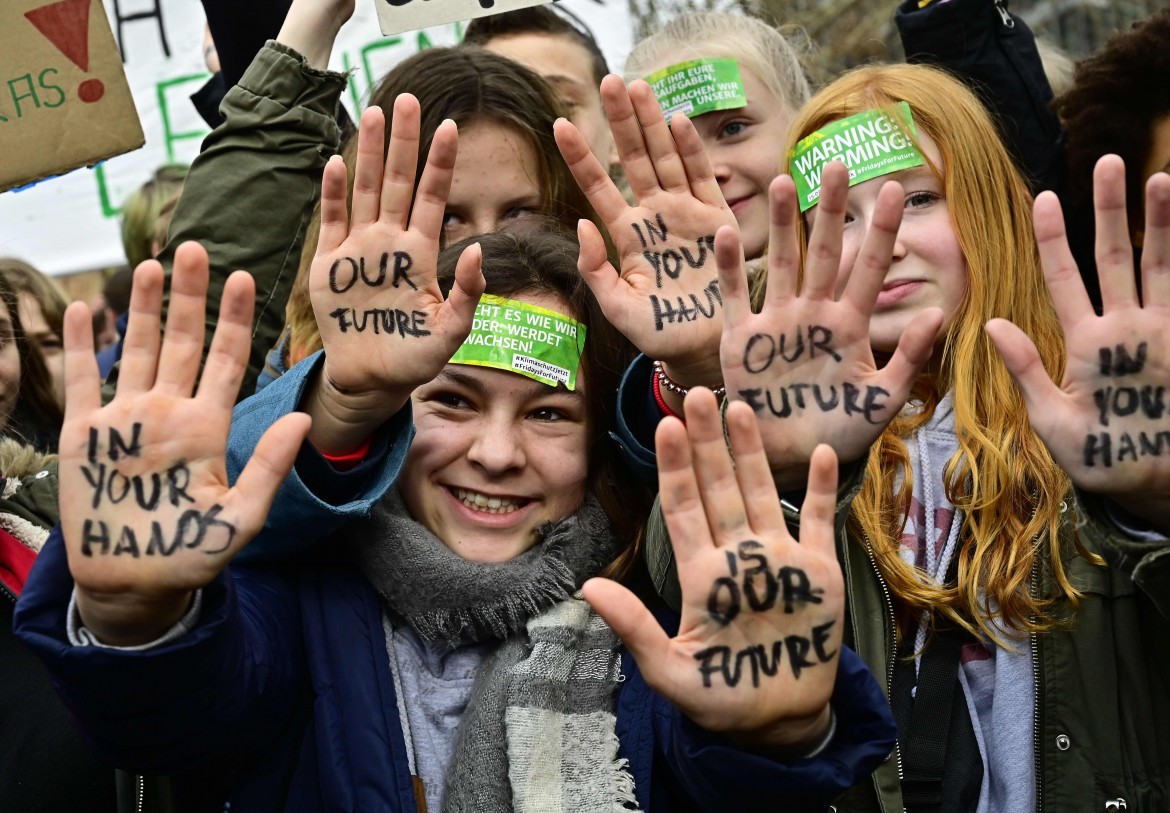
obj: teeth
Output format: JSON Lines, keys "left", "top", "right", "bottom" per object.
{"left": 453, "top": 487, "right": 523, "bottom": 514}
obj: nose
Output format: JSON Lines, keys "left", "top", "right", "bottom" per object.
{"left": 466, "top": 417, "right": 526, "bottom": 475}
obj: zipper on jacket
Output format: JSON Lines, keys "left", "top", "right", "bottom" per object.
{"left": 862, "top": 534, "right": 905, "bottom": 797}
{"left": 136, "top": 773, "right": 144, "bottom": 813}
{"left": 1030, "top": 556, "right": 1042, "bottom": 813}
{"left": 0, "top": 581, "right": 15, "bottom": 604}
{"left": 993, "top": 0, "right": 1015, "bottom": 28}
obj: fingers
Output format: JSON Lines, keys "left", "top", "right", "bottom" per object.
{"left": 153, "top": 243, "right": 210, "bottom": 398}
{"left": 655, "top": 415, "right": 716, "bottom": 565}
{"left": 601, "top": 75, "right": 660, "bottom": 200}
{"left": 62, "top": 302, "right": 101, "bottom": 423}
{"left": 763, "top": 175, "right": 801, "bottom": 304}
{"left": 381, "top": 94, "right": 424, "bottom": 230}
{"left": 441, "top": 242, "right": 486, "bottom": 337}
{"left": 874, "top": 306, "right": 943, "bottom": 400}
{"left": 581, "top": 578, "right": 670, "bottom": 672}
{"left": 840, "top": 181, "right": 903, "bottom": 312}
{"left": 1141, "top": 172, "right": 1170, "bottom": 308}
{"left": 1092, "top": 155, "right": 1139, "bottom": 310}
{"left": 196, "top": 271, "right": 257, "bottom": 412}
{"left": 1033, "top": 191, "right": 1093, "bottom": 327}
{"left": 683, "top": 388, "right": 751, "bottom": 545}
{"left": 574, "top": 219, "right": 628, "bottom": 323}
{"left": 629, "top": 80, "right": 688, "bottom": 193}
{"left": 714, "top": 225, "right": 749, "bottom": 325}
{"left": 408, "top": 119, "right": 459, "bottom": 241}
{"left": 350, "top": 106, "right": 388, "bottom": 228}
{"left": 673, "top": 114, "right": 725, "bottom": 207}
{"left": 802, "top": 162, "right": 849, "bottom": 299}
{"left": 554, "top": 118, "right": 630, "bottom": 225}
{"left": 225, "top": 412, "right": 313, "bottom": 552}
{"left": 984, "top": 318, "right": 1062, "bottom": 421}
{"left": 317, "top": 155, "right": 351, "bottom": 255}
{"left": 798, "top": 444, "right": 840, "bottom": 560}
{"left": 724, "top": 401, "right": 784, "bottom": 535}
{"left": 114, "top": 260, "right": 165, "bottom": 398}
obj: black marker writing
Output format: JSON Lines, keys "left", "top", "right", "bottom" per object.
{"left": 706, "top": 541, "right": 824, "bottom": 627}
{"left": 81, "top": 504, "right": 237, "bottom": 558}
{"left": 650, "top": 279, "right": 722, "bottom": 331}
{"left": 694, "top": 620, "right": 837, "bottom": 687}
{"left": 1083, "top": 430, "right": 1170, "bottom": 467}
{"left": 739, "top": 382, "right": 890, "bottom": 424}
{"left": 645, "top": 237, "right": 716, "bottom": 289}
{"left": 632, "top": 213, "right": 669, "bottom": 248}
{"left": 741, "top": 325, "right": 842, "bottom": 373}
{"left": 1099, "top": 342, "right": 1147, "bottom": 377}
{"left": 1092, "top": 385, "right": 1166, "bottom": 427}
{"left": 329, "top": 252, "right": 416, "bottom": 294}
{"left": 328, "top": 307, "right": 430, "bottom": 338}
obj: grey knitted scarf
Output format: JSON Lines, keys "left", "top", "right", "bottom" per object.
{"left": 348, "top": 490, "right": 640, "bottom": 813}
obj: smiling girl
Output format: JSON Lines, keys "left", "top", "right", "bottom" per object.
{"left": 660, "top": 62, "right": 1170, "bottom": 810}
{"left": 14, "top": 97, "right": 898, "bottom": 812}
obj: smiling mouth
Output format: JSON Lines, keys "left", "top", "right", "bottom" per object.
{"left": 450, "top": 486, "right": 531, "bottom": 515}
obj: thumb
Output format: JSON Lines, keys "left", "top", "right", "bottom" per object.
{"left": 582, "top": 577, "right": 671, "bottom": 680}
{"left": 985, "top": 318, "right": 1062, "bottom": 415}
{"left": 441, "top": 242, "right": 486, "bottom": 340}
{"left": 223, "top": 412, "right": 313, "bottom": 553}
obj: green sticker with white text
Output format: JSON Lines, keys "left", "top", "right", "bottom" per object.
{"left": 644, "top": 58, "right": 748, "bottom": 122}
{"left": 449, "top": 295, "right": 586, "bottom": 390}
{"left": 788, "top": 102, "right": 925, "bottom": 212}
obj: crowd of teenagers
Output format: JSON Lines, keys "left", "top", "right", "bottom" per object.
{"left": 2, "top": 0, "right": 1169, "bottom": 810}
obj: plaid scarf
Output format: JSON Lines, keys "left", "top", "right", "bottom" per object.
{"left": 349, "top": 490, "right": 640, "bottom": 813}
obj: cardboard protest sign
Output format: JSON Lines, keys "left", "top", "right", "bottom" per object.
{"left": 0, "top": 0, "right": 143, "bottom": 193}
{"left": 374, "top": 0, "right": 553, "bottom": 37}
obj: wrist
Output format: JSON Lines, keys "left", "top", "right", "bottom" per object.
{"left": 303, "top": 364, "right": 408, "bottom": 455}
{"left": 75, "top": 587, "right": 194, "bottom": 647}
{"left": 730, "top": 703, "right": 834, "bottom": 756}
{"left": 658, "top": 358, "right": 724, "bottom": 392}
{"left": 277, "top": 2, "right": 350, "bottom": 68}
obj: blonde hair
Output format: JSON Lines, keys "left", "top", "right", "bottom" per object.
{"left": 771, "top": 64, "right": 1089, "bottom": 642}
{"left": 624, "top": 12, "right": 811, "bottom": 117}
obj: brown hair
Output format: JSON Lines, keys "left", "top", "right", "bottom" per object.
{"left": 0, "top": 258, "right": 68, "bottom": 345}
{"left": 775, "top": 64, "right": 1083, "bottom": 643}
{"left": 0, "top": 273, "right": 64, "bottom": 450}
{"left": 284, "top": 47, "right": 599, "bottom": 367}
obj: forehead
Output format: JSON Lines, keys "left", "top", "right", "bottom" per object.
{"left": 448, "top": 120, "right": 542, "bottom": 201}
{"left": 483, "top": 32, "right": 598, "bottom": 89}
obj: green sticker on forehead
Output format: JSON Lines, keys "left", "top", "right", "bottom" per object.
{"left": 644, "top": 58, "right": 749, "bottom": 123}
{"left": 449, "top": 295, "right": 587, "bottom": 390}
{"left": 788, "top": 102, "right": 926, "bottom": 213}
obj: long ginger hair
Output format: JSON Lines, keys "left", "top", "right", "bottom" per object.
{"left": 768, "top": 64, "right": 1093, "bottom": 642}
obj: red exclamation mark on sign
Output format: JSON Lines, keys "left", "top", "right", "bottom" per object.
{"left": 25, "top": 0, "right": 104, "bottom": 103}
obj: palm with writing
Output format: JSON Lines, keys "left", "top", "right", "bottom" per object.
{"left": 584, "top": 390, "right": 843, "bottom": 747}
{"left": 718, "top": 166, "right": 942, "bottom": 489}
{"left": 554, "top": 76, "right": 738, "bottom": 388}
{"left": 307, "top": 96, "right": 485, "bottom": 450}
{"left": 61, "top": 244, "right": 310, "bottom": 646}
{"left": 987, "top": 157, "right": 1170, "bottom": 530}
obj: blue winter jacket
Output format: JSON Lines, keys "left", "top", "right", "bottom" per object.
{"left": 15, "top": 355, "right": 897, "bottom": 812}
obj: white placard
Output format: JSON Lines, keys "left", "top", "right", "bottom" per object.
{"left": 0, "top": 0, "right": 632, "bottom": 276}
{"left": 376, "top": 0, "right": 554, "bottom": 37}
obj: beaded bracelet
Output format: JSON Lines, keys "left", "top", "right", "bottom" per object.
{"left": 651, "top": 369, "right": 682, "bottom": 419}
{"left": 652, "top": 359, "right": 726, "bottom": 400}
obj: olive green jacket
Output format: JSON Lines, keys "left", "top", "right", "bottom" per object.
{"left": 646, "top": 465, "right": 1170, "bottom": 812}
{"left": 106, "top": 42, "right": 344, "bottom": 402}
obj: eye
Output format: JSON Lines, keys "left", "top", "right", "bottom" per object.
{"left": 442, "top": 211, "right": 465, "bottom": 228}
{"left": 905, "top": 190, "right": 941, "bottom": 209}
{"left": 431, "top": 392, "right": 471, "bottom": 410}
{"left": 529, "top": 406, "right": 568, "bottom": 422}
{"left": 719, "top": 120, "right": 748, "bottom": 139}
{"left": 504, "top": 207, "right": 536, "bottom": 222}
{"left": 37, "top": 334, "right": 63, "bottom": 352}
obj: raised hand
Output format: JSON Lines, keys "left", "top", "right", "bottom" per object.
{"left": 718, "top": 165, "right": 942, "bottom": 489}
{"left": 60, "top": 244, "right": 310, "bottom": 646}
{"left": 306, "top": 97, "right": 485, "bottom": 452}
{"left": 987, "top": 156, "right": 1170, "bottom": 530}
{"left": 554, "top": 76, "right": 738, "bottom": 390}
{"left": 584, "top": 390, "right": 843, "bottom": 748}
